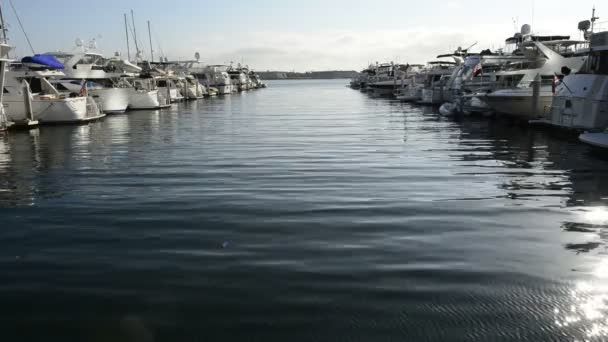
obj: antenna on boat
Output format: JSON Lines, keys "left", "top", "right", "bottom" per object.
{"left": 124, "top": 13, "right": 131, "bottom": 61}
{"left": 591, "top": 7, "right": 599, "bottom": 32}
{"left": 147, "top": 20, "right": 154, "bottom": 62}
{"left": 130, "top": 9, "right": 140, "bottom": 59}
{"left": 531, "top": 0, "right": 535, "bottom": 30}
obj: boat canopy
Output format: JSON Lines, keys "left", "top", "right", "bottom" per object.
{"left": 505, "top": 35, "right": 570, "bottom": 44}
{"left": 21, "top": 54, "right": 64, "bottom": 69}
{"left": 428, "top": 61, "right": 457, "bottom": 65}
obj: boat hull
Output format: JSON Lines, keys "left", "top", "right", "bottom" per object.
{"left": 484, "top": 89, "right": 553, "bottom": 119}
{"left": 90, "top": 88, "right": 129, "bottom": 114}
{"left": 418, "top": 88, "right": 446, "bottom": 105}
{"left": 128, "top": 90, "right": 165, "bottom": 110}
{"left": 580, "top": 132, "right": 608, "bottom": 149}
{"left": 215, "top": 84, "right": 233, "bottom": 95}
{"left": 4, "top": 96, "right": 104, "bottom": 123}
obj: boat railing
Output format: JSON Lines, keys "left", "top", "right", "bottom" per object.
{"left": 463, "top": 77, "right": 553, "bottom": 92}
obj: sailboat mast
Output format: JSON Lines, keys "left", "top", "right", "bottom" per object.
{"left": 0, "top": 5, "right": 7, "bottom": 41}
{"left": 131, "top": 9, "right": 140, "bottom": 56}
{"left": 147, "top": 20, "right": 154, "bottom": 63}
{"left": 124, "top": 13, "right": 131, "bottom": 61}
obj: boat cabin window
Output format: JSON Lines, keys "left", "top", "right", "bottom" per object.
{"left": 579, "top": 51, "right": 608, "bottom": 75}
{"left": 541, "top": 75, "right": 555, "bottom": 86}
{"left": 25, "top": 78, "right": 43, "bottom": 93}
{"left": 504, "top": 60, "right": 544, "bottom": 71}
{"left": 158, "top": 80, "right": 167, "bottom": 87}
{"left": 496, "top": 74, "right": 524, "bottom": 87}
{"left": 3, "top": 87, "right": 8, "bottom": 94}
{"left": 73, "top": 55, "right": 102, "bottom": 69}
{"left": 55, "top": 83, "right": 70, "bottom": 91}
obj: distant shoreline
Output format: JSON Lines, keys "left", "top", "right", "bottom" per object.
{"left": 258, "top": 71, "right": 358, "bottom": 80}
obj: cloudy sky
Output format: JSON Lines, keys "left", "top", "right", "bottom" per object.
{"left": 4, "top": 0, "right": 604, "bottom": 71}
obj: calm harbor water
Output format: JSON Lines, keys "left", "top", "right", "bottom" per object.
{"left": 2, "top": 79, "right": 608, "bottom": 341}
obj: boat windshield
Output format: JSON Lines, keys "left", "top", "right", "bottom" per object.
{"left": 72, "top": 55, "right": 102, "bottom": 69}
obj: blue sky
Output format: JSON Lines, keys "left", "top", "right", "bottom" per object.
{"left": 3, "top": 0, "right": 604, "bottom": 71}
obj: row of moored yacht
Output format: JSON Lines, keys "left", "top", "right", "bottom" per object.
{"left": 0, "top": 41, "right": 265, "bottom": 130}
{"left": 350, "top": 10, "right": 608, "bottom": 149}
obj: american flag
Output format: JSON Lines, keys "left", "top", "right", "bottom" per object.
{"left": 552, "top": 75, "right": 561, "bottom": 95}
{"left": 473, "top": 63, "right": 483, "bottom": 77}
{"left": 79, "top": 80, "right": 88, "bottom": 97}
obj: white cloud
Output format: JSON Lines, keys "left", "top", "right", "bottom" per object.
{"left": 169, "top": 27, "right": 506, "bottom": 71}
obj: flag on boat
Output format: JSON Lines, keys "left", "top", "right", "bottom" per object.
{"left": 79, "top": 80, "right": 88, "bottom": 97}
{"left": 552, "top": 75, "right": 561, "bottom": 95}
{"left": 472, "top": 63, "right": 483, "bottom": 77}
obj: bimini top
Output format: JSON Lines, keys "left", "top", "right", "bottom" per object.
{"left": 505, "top": 34, "right": 571, "bottom": 45}
{"left": 21, "top": 54, "right": 64, "bottom": 69}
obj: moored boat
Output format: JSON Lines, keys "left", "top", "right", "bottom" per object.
{"left": 4, "top": 57, "right": 103, "bottom": 124}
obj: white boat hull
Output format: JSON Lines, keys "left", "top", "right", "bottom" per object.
{"left": 184, "top": 85, "right": 205, "bottom": 99}
{"left": 90, "top": 88, "right": 129, "bottom": 114}
{"left": 580, "top": 132, "right": 608, "bottom": 149}
{"left": 4, "top": 96, "right": 104, "bottom": 123}
{"left": 545, "top": 75, "right": 608, "bottom": 130}
{"left": 396, "top": 86, "right": 423, "bottom": 102}
{"left": 128, "top": 89, "right": 166, "bottom": 110}
{"left": 418, "top": 88, "right": 446, "bottom": 105}
{"left": 216, "top": 85, "right": 232, "bottom": 95}
{"left": 158, "top": 87, "right": 184, "bottom": 103}
{"left": 484, "top": 89, "right": 553, "bottom": 119}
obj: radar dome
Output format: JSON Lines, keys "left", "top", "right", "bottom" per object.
{"left": 578, "top": 20, "right": 591, "bottom": 31}
{"left": 521, "top": 24, "right": 532, "bottom": 35}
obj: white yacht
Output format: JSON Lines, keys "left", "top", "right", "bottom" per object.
{"left": 393, "top": 65, "right": 425, "bottom": 101}
{"left": 103, "top": 58, "right": 169, "bottom": 110}
{"left": 572, "top": 29, "right": 608, "bottom": 148}
{"left": 481, "top": 25, "right": 588, "bottom": 120}
{"left": 141, "top": 62, "right": 186, "bottom": 103}
{"left": 536, "top": 22, "right": 608, "bottom": 132}
{"left": 248, "top": 71, "right": 265, "bottom": 89}
{"left": 418, "top": 60, "right": 459, "bottom": 105}
{"left": 3, "top": 56, "right": 103, "bottom": 124}
{"left": 359, "top": 66, "right": 377, "bottom": 91}
{"left": 182, "top": 74, "right": 206, "bottom": 99}
{"left": 366, "top": 63, "right": 403, "bottom": 97}
{"left": 228, "top": 65, "right": 251, "bottom": 92}
{"left": 50, "top": 43, "right": 130, "bottom": 114}
{"left": 190, "top": 64, "right": 234, "bottom": 95}
{"left": 157, "top": 76, "right": 184, "bottom": 102}
{"left": 129, "top": 76, "right": 171, "bottom": 109}
{"left": 439, "top": 48, "right": 529, "bottom": 115}
{"left": 395, "top": 67, "right": 428, "bottom": 102}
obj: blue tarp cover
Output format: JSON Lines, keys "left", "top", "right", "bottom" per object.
{"left": 21, "top": 54, "right": 64, "bottom": 69}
